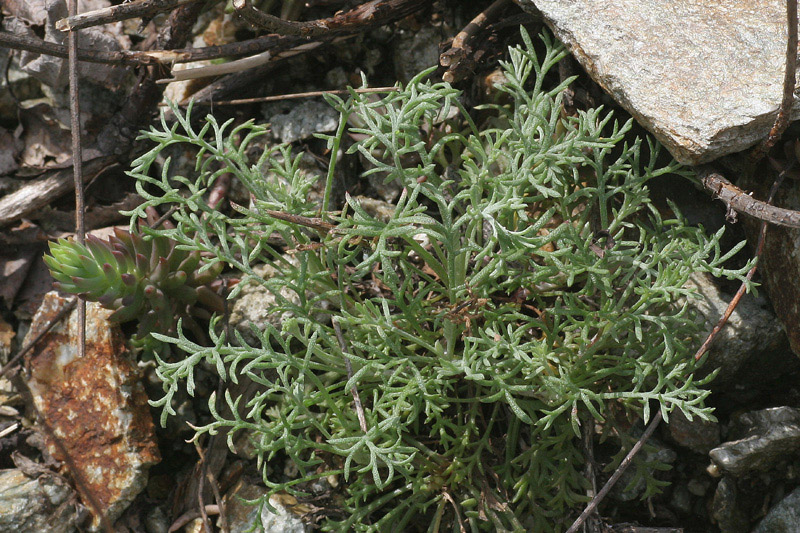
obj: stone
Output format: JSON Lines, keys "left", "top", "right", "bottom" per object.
{"left": 711, "top": 476, "right": 751, "bottom": 533}
{"left": 392, "top": 25, "right": 442, "bottom": 84}
{"left": 517, "top": 0, "right": 799, "bottom": 165}
{"left": 0, "top": 468, "right": 81, "bottom": 533}
{"left": 266, "top": 100, "right": 339, "bottom": 144}
{"left": 221, "top": 481, "right": 309, "bottom": 533}
{"left": 709, "top": 407, "right": 800, "bottom": 477}
{"left": 752, "top": 485, "right": 800, "bottom": 532}
{"left": 229, "top": 261, "right": 332, "bottom": 347}
{"left": 683, "top": 272, "right": 790, "bottom": 389}
{"left": 5, "top": 3, "right": 129, "bottom": 90}
{"left": 666, "top": 408, "right": 720, "bottom": 455}
{"left": 737, "top": 176, "right": 800, "bottom": 359}
{"left": 23, "top": 292, "right": 160, "bottom": 529}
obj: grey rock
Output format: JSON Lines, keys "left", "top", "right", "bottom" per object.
{"left": 0, "top": 469, "right": 80, "bottom": 533}
{"left": 143, "top": 506, "right": 169, "bottom": 533}
{"left": 685, "top": 272, "right": 788, "bottom": 389}
{"left": 711, "top": 476, "right": 751, "bottom": 533}
{"left": 753, "top": 485, "right": 800, "bottom": 533}
{"left": 667, "top": 408, "right": 720, "bottom": 455}
{"left": 351, "top": 195, "right": 396, "bottom": 222}
{"left": 229, "top": 261, "right": 332, "bottom": 347}
{"left": 221, "top": 481, "right": 308, "bottom": 533}
{"left": 518, "top": 0, "right": 799, "bottom": 164}
{"left": 229, "top": 263, "right": 299, "bottom": 346}
{"left": 392, "top": 26, "right": 442, "bottom": 84}
{"left": 709, "top": 407, "right": 800, "bottom": 477}
{"left": 268, "top": 100, "right": 339, "bottom": 144}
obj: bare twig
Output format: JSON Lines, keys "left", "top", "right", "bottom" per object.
{"left": 67, "top": 0, "right": 87, "bottom": 462}
{"left": 232, "top": 0, "right": 313, "bottom": 36}
{"left": 156, "top": 40, "right": 325, "bottom": 84}
{"left": 332, "top": 318, "right": 368, "bottom": 433}
{"left": 169, "top": 86, "right": 398, "bottom": 106}
{"left": 0, "top": 30, "right": 315, "bottom": 67}
{"left": 440, "top": 0, "right": 510, "bottom": 83}
{"left": 565, "top": 410, "right": 663, "bottom": 533}
{"left": 695, "top": 172, "right": 786, "bottom": 360}
{"left": 56, "top": 0, "right": 200, "bottom": 32}
{"left": 0, "top": 31, "right": 157, "bottom": 65}
{"left": 233, "top": 0, "right": 428, "bottom": 38}
{"left": 168, "top": 505, "right": 220, "bottom": 533}
{"left": 750, "top": 0, "right": 798, "bottom": 163}
{"left": 0, "top": 157, "right": 116, "bottom": 228}
{"left": 62, "top": 3, "right": 111, "bottom": 531}
{"left": 0, "top": 299, "right": 77, "bottom": 380}
{"left": 0, "top": 422, "right": 19, "bottom": 439}
{"left": 700, "top": 170, "right": 800, "bottom": 228}
{"left": 193, "top": 441, "right": 213, "bottom": 533}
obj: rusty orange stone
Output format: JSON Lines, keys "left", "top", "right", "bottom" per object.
{"left": 24, "top": 292, "right": 160, "bottom": 527}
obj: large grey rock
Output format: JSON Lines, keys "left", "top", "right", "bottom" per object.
{"left": 0, "top": 469, "right": 81, "bottom": 533}
{"left": 684, "top": 272, "right": 790, "bottom": 388}
{"left": 518, "top": 0, "right": 798, "bottom": 164}
{"left": 753, "top": 485, "right": 800, "bottom": 533}
{"left": 709, "top": 407, "right": 800, "bottom": 477}
{"left": 710, "top": 476, "right": 751, "bottom": 533}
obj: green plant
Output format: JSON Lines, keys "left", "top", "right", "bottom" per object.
{"left": 51, "top": 29, "right": 751, "bottom": 531}
{"left": 45, "top": 229, "right": 224, "bottom": 353}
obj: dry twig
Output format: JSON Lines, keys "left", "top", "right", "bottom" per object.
{"left": 175, "top": 86, "right": 398, "bottom": 106}
{"left": 233, "top": 0, "right": 428, "bottom": 38}
{"left": 700, "top": 170, "right": 800, "bottom": 228}
{"left": 750, "top": 0, "right": 798, "bottom": 162}
{"left": 333, "top": 318, "right": 369, "bottom": 433}
{"left": 0, "top": 31, "right": 157, "bottom": 65}
{"left": 440, "top": 0, "right": 510, "bottom": 83}
{"left": 56, "top": 0, "right": 200, "bottom": 32}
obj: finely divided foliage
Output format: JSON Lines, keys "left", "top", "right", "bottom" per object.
{"left": 64, "top": 30, "right": 750, "bottom": 531}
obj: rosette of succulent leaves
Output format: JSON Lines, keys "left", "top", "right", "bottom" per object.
{"left": 46, "top": 29, "right": 751, "bottom": 532}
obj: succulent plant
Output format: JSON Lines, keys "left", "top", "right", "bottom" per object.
{"left": 44, "top": 228, "right": 224, "bottom": 351}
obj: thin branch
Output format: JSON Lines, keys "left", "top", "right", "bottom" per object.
{"left": 700, "top": 170, "right": 800, "bottom": 227}
{"left": 0, "top": 298, "right": 77, "bottom": 380}
{"left": 193, "top": 441, "right": 213, "bottom": 533}
{"left": 156, "top": 40, "right": 325, "bottom": 84}
{"left": 332, "top": 318, "right": 368, "bottom": 433}
{"left": 440, "top": 0, "right": 510, "bottom": 83}
{"left": 233, "top": 0, "right": 428, "bottom": 39}
{"left": 232, "top": 0, "right": 314, "bottom": 36}
{"left": 0, "top": 31, "right": 157, "bottom": 65}
{"left": 169, "top": 86, "right": 398, "bottom": 106}
{"left": 67, "top": 6, "right": 112, "bottom": 530}
{"left": 694, "top": 177, "right": 783, "bottom": 361}
{"left": 750, "top": 0, "right": 798, "bottom": 163}
{"left": 56, "top": 0, "right": 200, "bottom": 32}
{"left": 67, "top": 0, "right": 88, "bottom": 474}
{"left": 565, "top": 410, "right": 663, "bottom": 533}
{"left": 168, "top": 505, "right": 220, "bottom": 533}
